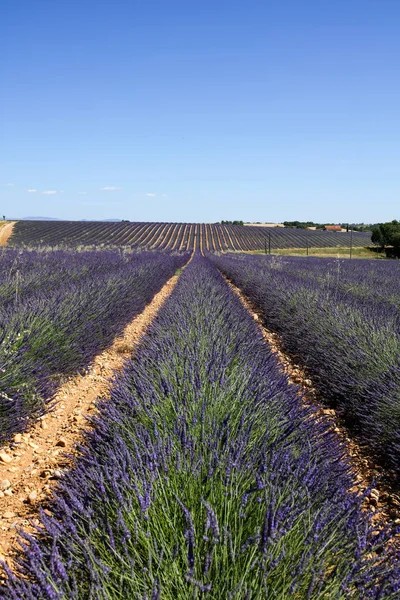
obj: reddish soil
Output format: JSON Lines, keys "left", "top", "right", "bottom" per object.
{"left": 0, "top": 223, "right": 16, "bottom": 246}
{"left": 0, "top": 271, "right": 181, "bottom": 566}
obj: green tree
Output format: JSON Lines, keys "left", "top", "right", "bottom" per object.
{"left": 371, "top": 220, "right": 400, "bottom": 256}
{"left": 220, "top": 220, "right": 244, "bottom": 226}
{"left": 392, "top": 232, "right": 400, "bottom": 255}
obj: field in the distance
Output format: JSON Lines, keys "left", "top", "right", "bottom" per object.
{"left": 9, "top": 220, "right": 373, "bottom": 252}
{"left": 248, "top": 246, "right": 382, "bottom": 258}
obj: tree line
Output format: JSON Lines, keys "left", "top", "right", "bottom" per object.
{"left": 371, "top": 220, "right": 400, "bottom": 257}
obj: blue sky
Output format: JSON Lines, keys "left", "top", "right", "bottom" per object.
{"left": 1, "top": 0, "right": 399, "bottom": 223}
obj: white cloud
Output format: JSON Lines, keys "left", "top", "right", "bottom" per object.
{"left": 6, "top": 183, "right": 15, "bottom": 187}
{"left": 27, "top": 189, "right": 37, "bottom": 193}
{"left": 146, "top": 193, "right": 156, "bottom": 197}
{"left": 100, "top": 186, "right": 122, "bottom": 191}
{"left": 42, "top": 190, "right": 58, "bottom": 195}
{"left": 161, "top": 194, "right": 167, "bottom": 197}
{"left": 78, "top": 191, "right": 87, "bottom": 195}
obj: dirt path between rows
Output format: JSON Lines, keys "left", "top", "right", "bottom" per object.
{"left": 224, "top": 276, "right": 400, "bottom": 530}
{"left": 0, "top": 223, "right": 16, "bottom": 246}
{"left": 0, "top": 270, "right": 183, "bottom": 566}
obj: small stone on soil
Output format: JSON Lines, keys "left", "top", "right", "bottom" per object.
{"left": 28, "top": 491, "right": 37, "bottom": 503}
{"left": 52, "top": 469, "right": 64, "bottom": 478}
{"left": 3, "top": 512, "right": 16, "bottom": 519}
{"left": 0, "top": 452, "right": 12, "bottom": 464}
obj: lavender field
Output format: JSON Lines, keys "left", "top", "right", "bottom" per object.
{"left": 211, "top": 253, "right": 400, "bottom": 477}
{"left": 9, "top": 220, "right": 372, "bottom": 252}
{"left": 0, "top": 248, "right": 188, "bottom": 445}
{"left": 1, "top": 250, "right": 400, "bottom": 598}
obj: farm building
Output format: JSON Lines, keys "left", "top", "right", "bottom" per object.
{"left": 324, "top": 225, "right": 343, "bottom": 231}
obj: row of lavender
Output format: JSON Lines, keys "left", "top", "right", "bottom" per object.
{"left": 4, "top": 256, "right": 399, "bottom": 598}
{"left": 0, "top": 248, "right": 188, "bottom": 445}
{"left": 210, "top": 253, "right": 400, "bottom": 477}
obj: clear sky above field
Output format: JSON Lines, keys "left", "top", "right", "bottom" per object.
{"left": 1, "top": 0, "right": 399, "bottom": 223}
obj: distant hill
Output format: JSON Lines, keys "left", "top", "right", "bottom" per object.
{"left": 12, "top": 217, "right": 123, "bottom": 222}
{"left": 80, "top": 218, "right": 122, "bottom": 222}
{"left": 21, "top": 216, "right": 62, "bottom": 221}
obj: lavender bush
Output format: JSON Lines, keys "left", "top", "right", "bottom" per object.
{"left": 0, "top": 248, "right": 188, "bottom": 444}
{"left": 3, "top": 256, "right": 399, "bottom": 598}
